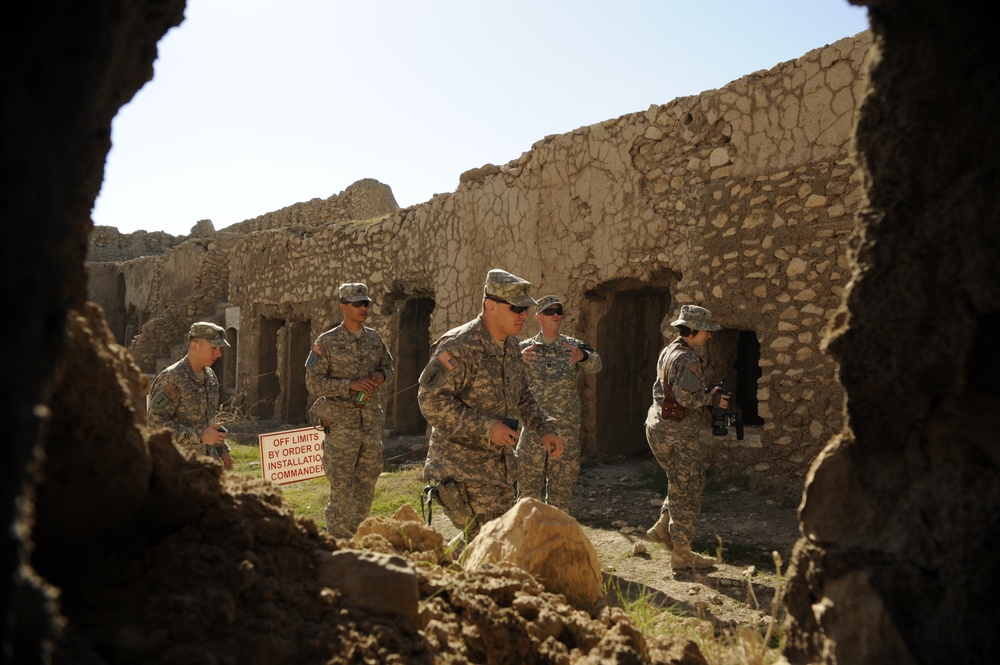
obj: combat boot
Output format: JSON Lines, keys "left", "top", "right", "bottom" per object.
{"left": 670, "top": 544, "right": 716, "bottom": 570}
{"left": 645, "top": 514, "right": 673, "bottom": 551}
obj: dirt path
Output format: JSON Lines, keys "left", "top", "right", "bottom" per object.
{"left": 571, "top": 454, "right": 801, "bottom": 633}
{"left": 385, "top": 434, "right": 802, "bottom": 634}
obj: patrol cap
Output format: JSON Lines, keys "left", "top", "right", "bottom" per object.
{"left": 338, "top": 282, "right": 371, "bottom": 303}
{"left": 483, "top": 269, "right": 536, "bottom": 307}
{"left": 670, "top": 305, "right": 720, "bottom": 331}
{"left": 189, "top": 321, "right": 230, "bottom": 347}
{"left": 535, "top": 295, "right": 565, "bottom": 313}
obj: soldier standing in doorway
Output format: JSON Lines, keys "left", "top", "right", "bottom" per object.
{"left": 516, "top": 295, "right": 602, "bottom": 514}
{"left": 305, "top": 283, "right": 394, "bottom": 538}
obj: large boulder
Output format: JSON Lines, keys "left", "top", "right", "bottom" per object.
{"left": 462, "top": 498, "right": 605, "bottom": 611}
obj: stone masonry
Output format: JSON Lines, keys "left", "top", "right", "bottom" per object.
{"left": 88, "top": 31, "right": 872, "bottom": 498}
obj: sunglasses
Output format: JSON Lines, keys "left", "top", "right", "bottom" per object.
{"left": 341, "top": 300, "right": 371, "bottom": 308}
{"left": 540, "top": 307, "right": 564, "bottom": 316}
{"left": 486, "top": 295, "right": 529, "bottom": 314}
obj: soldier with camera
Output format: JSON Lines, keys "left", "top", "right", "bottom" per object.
{"left": 644, "top": 305, "right": 730, "bottom": 570}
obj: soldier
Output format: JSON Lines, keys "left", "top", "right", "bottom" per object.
{"left": 645, "top": 304, "right": 730, "bottom": 570}
{"left": 148, "top": 321, "right": 233, "bottom": 469}
{"left": 516, "top": 295, "right": 602, "bottom": 514}
{"left": 419, "top": 269, "right": 564, "bottom": 544}
{"left": 305, "top": 283, "right": 394, "bottom": 538}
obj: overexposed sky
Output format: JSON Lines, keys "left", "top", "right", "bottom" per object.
{"left": 92, "top": 0, "right": 869, "bottom": 236}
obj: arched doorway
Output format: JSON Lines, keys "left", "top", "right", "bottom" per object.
{"left": 595, "top": 287, "right": 672, "bottom": 457}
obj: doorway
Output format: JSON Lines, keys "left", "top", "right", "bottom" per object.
{"left": 595, "top": 288, "right": 672, "bottom": 456}
{"left": 390, "top": 297, "right": 434, "bottom": 434}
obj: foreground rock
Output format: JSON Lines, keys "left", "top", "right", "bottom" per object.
{"left": 462, "top": 498, "right": 606, "bottom": 612}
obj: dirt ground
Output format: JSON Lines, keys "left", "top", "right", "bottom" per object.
{"left": 383, "top": 430, "right": 802, "bottom": 636}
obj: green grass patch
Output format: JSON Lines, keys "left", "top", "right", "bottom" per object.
{"left": 371, "top": 465, "right": 426, "bottom": 516}
{"left": 228, "top": 440, "right": 427, "bottom": 529}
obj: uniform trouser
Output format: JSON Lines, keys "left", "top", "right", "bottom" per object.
{"left": 323, "top": 422, "right": 383, "bottom": 537}
{"left": 437, "top": 479, "right": 515, "bottom": 540}
{"left": 515, "top": 422, "right": 581, "bottom": 514}
{"left": 644, "top": 404, "right": 705, "bottom": 549}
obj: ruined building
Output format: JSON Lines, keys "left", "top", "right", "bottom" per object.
{"left": 87, "top": 31, "right": 872, "bottom": 496}
{"left": 7, "top": 0, "right": 998, "bottom": 662}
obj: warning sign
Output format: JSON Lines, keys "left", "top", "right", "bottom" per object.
{"left": 258, "top": 426, "right": 325, "bottom": 485}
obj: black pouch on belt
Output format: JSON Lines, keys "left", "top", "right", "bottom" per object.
{"left": 434, "top": 477, "right": 476, "bottom": 524}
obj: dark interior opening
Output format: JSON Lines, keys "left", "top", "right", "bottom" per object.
{"left": 390, "top": 297, "right": 434, "bottom": 434}
{"left": 735, "top": 330, "right": 764, "bottom": 425}
{"left": 706, "top": 328, "right": 764, "bottom": 427}
{"left": 257, "top": 316, "right": 282, "bottom": 418}
{"left": 284, "top": 320, "right": 311, "bottom": 423}
{"left": 595, "top": 288, "right": 672, "bottom": 456}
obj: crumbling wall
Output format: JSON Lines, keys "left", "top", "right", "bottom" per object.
{"left": 224, "top": 177, "right": 400, "bottom": 234}
{"left": 89, "top": 32, "right": 872, "bottom": 492}
{"left": 87, "top": 226, "right": 187, "bottom": 262}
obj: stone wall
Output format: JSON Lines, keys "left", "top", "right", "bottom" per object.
{"left": 224, "top": 177, "right": 401, "bottom": 234}
{"left": 87, "top": 226, "right": 187, "bottom": 262}
{"left": 88, "top": 31, "right": 872, "bottom": 496}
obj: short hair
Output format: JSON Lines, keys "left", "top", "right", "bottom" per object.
{"left": 677, "top": 324, "right": 695, "bottom": 337}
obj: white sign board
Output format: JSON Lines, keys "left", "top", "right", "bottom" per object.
{"left": 258, "top": 426, "right": 325, "bottom": 485}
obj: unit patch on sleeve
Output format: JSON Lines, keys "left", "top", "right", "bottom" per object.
{"left": 305, "top": 343, "right": 324, "bottom": 367}
{"left": 149, "top": 384, "right": 177, "bottom": 411}
{"left": 419, "top": 349, "right": 459, "bottom": 389}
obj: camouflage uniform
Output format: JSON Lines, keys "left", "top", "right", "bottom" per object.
{"left": 419, "top": 271, "right": 557, "bottom": 538}
{"left": 644, "top": 308, "right": 719, "bottom": 550}
{"left": 148, "top": 322, "right": 230, "bottom": 465}
{"left": 305, "top": 285, "right": 394, "bottom": 537}
{"left": 515, "top": 327, "right": 602, "bottom": 514}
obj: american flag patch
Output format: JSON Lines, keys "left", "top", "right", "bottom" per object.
{"left": 437, "top": 350, "right": 458, "bottom": 370}
{"left": 312, "top": 344, "right": 324, "bottom": 356}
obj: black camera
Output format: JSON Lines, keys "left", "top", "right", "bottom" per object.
{"left": 707, "top": 381, "right": 744, "bottom": 440}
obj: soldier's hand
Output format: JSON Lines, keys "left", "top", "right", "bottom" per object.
{"left": 201, "top": 423, "right": 227, "bottom": 445}
{"left": 542, "top": 434, "right": 564, "bottom": 459}
{"left": 708, "top": 385, "right": 731, "bottom": 409}
{"left": 521, "top": 343, "right": 538, "bottom": 365}
{"left": 350, "top": 376, "right": 379, "bottom": 394}
{"left": 490, "top": 420, "right": 519, "bottom": 447}
{"left": 221, "top": 451, "right": 234, "bottom": 471}
{"left": 565, "top": 342, "right": 584, "bottom": 364}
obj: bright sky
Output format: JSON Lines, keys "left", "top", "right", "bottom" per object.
{"left": 92, "top": 0, "right": 869, "bottom": 236}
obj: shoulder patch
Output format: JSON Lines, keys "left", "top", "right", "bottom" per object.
{"left": 149, "top": 389, "right": 174, "bottom": 411}
{"left": 306, "top": 344, "right": 325, "bottom": 367}
{"left": 165, "top": 383, "right": 178, "bottom": 399}
{"left": 419, "top": 350, "right": 459, "bottom": 390}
